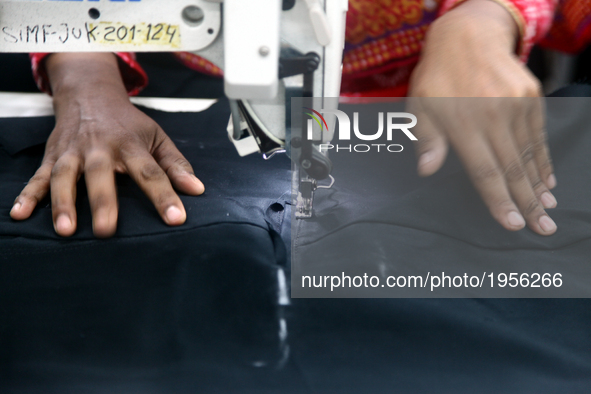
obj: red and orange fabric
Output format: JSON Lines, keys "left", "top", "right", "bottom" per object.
{"left": 341, "top": 0, "right": 557, "bottom": 96}
{"left": 541, "top": 0, "right": 591, "bottom": 53}
{"left": 30, "top": 0, "right": 591, "bottom": 98}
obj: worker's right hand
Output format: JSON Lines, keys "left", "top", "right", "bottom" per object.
{"left": 10, "top": 53, "right": 205, "bottom": 238}
{"left": 408, "top": 0, "right": 557, "bottom": 236}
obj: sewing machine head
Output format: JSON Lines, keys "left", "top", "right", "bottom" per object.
{"left": 0, "top": 0, "right": 348, "bottom": 218}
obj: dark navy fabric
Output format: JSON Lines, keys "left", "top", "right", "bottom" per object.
{"left": 288, "top": 88, "right": 591, "bottom": 392}
{"left": 292, "top": 96, "right": 591, "bottom": 298}
{"left": 0, "top": 101, "right": 296, "bottom": 393}
{"left": 1, "top": 58, "right": 591, "bottom": 393}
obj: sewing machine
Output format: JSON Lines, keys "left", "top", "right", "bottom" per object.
{"left": 0, "top": 0, "right": 348, "bottom": 218}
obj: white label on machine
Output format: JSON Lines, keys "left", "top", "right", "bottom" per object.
{"left": 0, "top": 0, "right": 220, "bottom": 52}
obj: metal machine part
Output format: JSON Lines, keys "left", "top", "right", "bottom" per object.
{"left": 296, "top": 176, "right": 317, "bottom": 219}
{"left": 223, "top": 0, "right": 281, "bottom": 99}
{"left": 209, "top": 0, "right": 347, "bottom": 218}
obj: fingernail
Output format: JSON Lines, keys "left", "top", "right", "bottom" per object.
{"left": 184, "top": 172, "right": 202, "bottom": 186}
{"left": 507, "top": 211, "right": 525, "bottom": 228}
{"left": 166, "top": 206, "right": 184, "bottom": 224}
{"left": 94, "top": 212, "right": 111, "bottom": 232}
{"left": 540, "top": 192, "right": 557, "bottom": 209}
{"left": 193, "top": 175, "right": 205, "bottom": 192}
{"left": 547, "top": 174, "right": 557, "bottom": 189}
{"left": 418, "top": 152, "right": 434, "bottom": 168}
{"left": 539, "top": 215, "right": 557, "bottom": 233}
{"left": 11, "top": 202, "right": 21, "bottom": 213}
{"left": 56, "top": 214, "right": 72, "bottom": 233}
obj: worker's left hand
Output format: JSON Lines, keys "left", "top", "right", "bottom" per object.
{"left": 10, "top": 53, "right": 204, "bottom": 238}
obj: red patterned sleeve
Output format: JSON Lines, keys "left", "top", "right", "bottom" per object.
{"left": 539, "top": 0, "right": 591, "bottom": 54}
{"left": 173, "top": 52, "right": 223, "bottom": 77}
{"left": 29, "top": 52, "right": 148, "bottom": 96}
{"left": 439, "top": 0, "right": 557, "bottom": 61}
